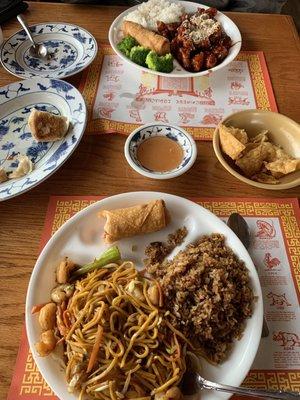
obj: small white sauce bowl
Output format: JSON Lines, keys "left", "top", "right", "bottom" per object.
{"left": 124, "top": 123, "right": 197, "bottom": 179}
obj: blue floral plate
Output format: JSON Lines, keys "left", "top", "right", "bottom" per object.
{"left": 0, "top": 23, "right": 97, "bottom": 79}
{"left": 0, "top": 78, "right": 87, "bottom": 201}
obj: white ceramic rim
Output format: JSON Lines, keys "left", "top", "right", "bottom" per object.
{"left": 0, "top": 22, "right": 98, "bottom": 79}
{"left": 25, "top": 191, "right": 263, "bottom": 400}
{"left": 108, "top": 1, "right": 242, "bottom": 78}
{"left": 124, "top": 123, "right": 197, "bottom": 179}
{"left": 213, "top": 109, "right": 300, "bottom": 190}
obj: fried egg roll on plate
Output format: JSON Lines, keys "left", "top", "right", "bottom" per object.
{"left": 99, "top": 199, "right": 167, "bottom": 243}
{"left": 122, "top": 21, "right": 170, "bottom": 56}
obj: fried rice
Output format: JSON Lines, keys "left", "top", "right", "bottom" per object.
{"left": 146, "top": 233, "right": 254, "bottom": 363}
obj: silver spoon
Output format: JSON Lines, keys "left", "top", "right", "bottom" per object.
{"left": 17, "top": 15, "right": 48, "bottom": 59}
{"left": 227, "top": 212, "right": 269, "bottom": 337}
{"left": 182, "top": 370, "right": 300, "bottom": 399}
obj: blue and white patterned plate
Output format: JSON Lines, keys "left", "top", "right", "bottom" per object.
{"left": 0, "top": 23, "right": 97, "bottom": 79}
{"left": 0, "top": 78, "right": 87, "bottom": 201}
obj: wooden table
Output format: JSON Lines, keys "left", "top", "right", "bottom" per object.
{"left": 0, "top": 3, "right": 299, "bottom": 398}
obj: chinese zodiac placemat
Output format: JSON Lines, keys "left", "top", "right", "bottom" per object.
{"left": 79, "top": 45, "right": 277, "bottom": 140}
{"left": 7, "top": 196, "right": 299, "bottom": 399}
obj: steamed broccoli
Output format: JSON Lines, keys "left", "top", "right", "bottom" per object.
{"left": 145, "top": 51, "right": 174, "bottom": 73}
{"left": 129, "top": 46, "right": 150, "bottom": 66}
{"left": 117, "top": 35, "right": 138, "bottom": 57}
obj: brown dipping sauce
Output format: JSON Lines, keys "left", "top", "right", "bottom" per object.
{"left": 137, "top": 136, "right": 183, "bottom": 172}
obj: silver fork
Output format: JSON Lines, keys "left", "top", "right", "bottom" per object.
{"left": 195, "top": 373, "right": 300, "bottom": 399}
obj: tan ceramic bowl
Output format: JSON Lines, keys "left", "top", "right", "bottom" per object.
{"left": 213, "top": 110, "right": 300, "bottom": 190}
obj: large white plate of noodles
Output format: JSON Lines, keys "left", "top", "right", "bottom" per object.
{"left": 26, "top": 191, "right": 263, "bottom": 400}
{"left": 108, "top": 0, "right": 242, "bottom": 78}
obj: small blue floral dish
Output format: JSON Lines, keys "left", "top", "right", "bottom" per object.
{"left": 0, "top": 77, "right": 87, "bottom": 201}
{"left": 124, "top": 123, "right": 197, "bottom": 179}
{"left": 0, "top": 23, "right": 97, "bottom": 79}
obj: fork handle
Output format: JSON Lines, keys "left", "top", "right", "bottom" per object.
{"left": 202, "top": 378, "right": 300, "bottom": 399}
{"left": 17, "top": 15, "right": 36, "bottom": 48}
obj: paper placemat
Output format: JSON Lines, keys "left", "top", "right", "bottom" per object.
{"left": 7, "top": 196, "right": 300, "bottom": 400}
{"left": 79, "top": 44, "right": 277, "bottom": 140}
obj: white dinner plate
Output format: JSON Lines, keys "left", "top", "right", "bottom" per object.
{"left": 108, "top": 1, "right": 242, "bottom": 78}
{"left": 26, "top": 191, "right": 263, "bottom": 400}
{"left": 0, "top": 78, "right": 86, "bottom": 201}
{"left": 0, "top": 23, "right": 97, "bottom": 79}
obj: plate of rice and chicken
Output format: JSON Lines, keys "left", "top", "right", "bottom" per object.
{"left": 26, "top": 192, "right": 263, "bottom": 400}
{"left": 108, "top": 0, "right": 242, "bottom": 77}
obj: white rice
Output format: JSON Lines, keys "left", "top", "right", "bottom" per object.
{"left": 124, "top": 0, "right": 184, "bottom": 31}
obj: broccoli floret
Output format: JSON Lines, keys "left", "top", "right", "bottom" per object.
{"left": 117, "top": 35, "right": 138, "bottom": 57}
{"left": 129, "top": 46, "right": 150, "bottom": 66}
{"left": 145, "top": 51, "right": 174, "bottom": 73}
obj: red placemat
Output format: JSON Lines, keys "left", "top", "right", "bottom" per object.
{"left": 8, "top": 196, "right": 300, "bottom": 400}
{"left": 79, "top": 44, "right": 277, "bottom": 140}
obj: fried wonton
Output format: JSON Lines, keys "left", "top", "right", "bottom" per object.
{"left": 235, "top": 144, "right": 267, "bottom": 177}
{"left": 247, "top": 130, "right": 275, "bottom": 155}
{"left": 251, "top": 172, "right": 279, "bottom": 184}
{"left": 250, "top": 130, "right": 269, "bottom": 143}
{"left": 265, "top": 159, "right": 300, "bottom": 176}
{"left": 273, "top": 147, "right": 291, "bottom": 161}
{"left": 244, "top": 142, "right": 260, "bottom": 152}
{"left": 219, "top": 124, "right": 248, "bottom": 160}
{"left": 262, "top": 142, "right": 278, "bottom": 162}
{"left": 220, "top": 124, "right": 300, "bottom": 184}
{"left": 231, "top": 127, "right": 248, "bottom": 145}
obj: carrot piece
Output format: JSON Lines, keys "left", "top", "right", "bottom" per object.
{"left": 57, "top": 305, "right": 68, "bottom": 337}
{"left": 31, "top": 303, "right": 47, "bottom": 314}
{"left": 63, "top": 310, "right": 72, "bottom": 328}
{"left": 86, "top": 325, "right": 103, "bottom": 373}
{"left": 56, "top": 336, "right": 65, "bottom": 345}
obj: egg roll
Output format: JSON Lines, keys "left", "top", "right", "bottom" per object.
{"left": 99, "top": 200, "right": 167, "bottom": 243}
{"left": 122, "top": 21, "right": 170, "bottom": 56}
